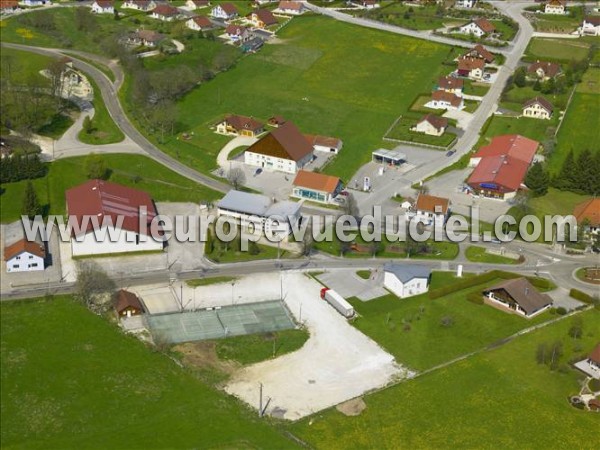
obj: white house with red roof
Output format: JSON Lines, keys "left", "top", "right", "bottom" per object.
{"left": 580, "top": 16, "right": 600, "bottom": 36}
{"left": 277, "top": 1, "right": 306, "bottom": 15}
{"left": 150, "top": 4, "right": 180, "bottom": 21}
{"left": 4, "top": 237, "right": 46, "bottom": 273}
{"left": 459, "top": 18, "right": 496, "bottom": 37}
{"left": 186, "top": 15, "right": 214, "bottom": 31}
{"left": 522, "top": 97, "right": 553, "bottom": 120}
{"left": 544, "top": 0, "right": 566, "bottom": 15}
{"left": 210, "top": 2, "right": 238, "bottom": 20}
{"left": 91, "top": 0, "right": 114, "bottom": 14}
{"left": 468, "top": 134, "right": 538, "bottom": 167}
{"left": 425, "top": 90, "right": 464, "bottom": 110}
{"left": 65, "top": 180, "right": 163, "bottom": 257}
{"left": 186, "top": 0, "right": 210, "bottom": 9}
{"left": 122, "top": 0, "right": 156, "bottom": 11}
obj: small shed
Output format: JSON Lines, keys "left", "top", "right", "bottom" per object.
{"left": 114, "top": 289, "right": 145, "bottom": 318}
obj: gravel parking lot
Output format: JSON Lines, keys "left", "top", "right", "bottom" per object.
{"left": 317, "top": 269, "right": 387, "bottom": 301}
{"left": 225, "top": 272, "right": 410, "bottom": 420}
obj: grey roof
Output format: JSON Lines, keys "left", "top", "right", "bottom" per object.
{"left": 384, "top": 263, "right": 431, "bottom": 283}
{"left": 217, "top": 190, "right": 301, "bottom": 219}
{"left": 373, "top": 148, "right": 407, "bottom": 162}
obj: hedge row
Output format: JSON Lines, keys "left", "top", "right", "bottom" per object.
{"left": 428, "top": 270, "right": 553, "bottom": 299}
{"left": 569, "top": 288, "right": 596, "bottom": 305}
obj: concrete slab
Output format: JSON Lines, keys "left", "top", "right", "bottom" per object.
{"left": 317, "top": 269, "right": 387, "bottom": 301}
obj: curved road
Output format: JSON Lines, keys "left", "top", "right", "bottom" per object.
{"left": 1, "top": 42, "right": 231, "bottom": 194}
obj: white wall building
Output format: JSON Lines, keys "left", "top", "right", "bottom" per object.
{"left": 383, "top": 264, "right": 431, "bottom": 299}
{"left": 91, "top": 0, "right": 114, "bottom": 14}
{"left": 5, "top": 239, "right": 46, "bottom": 273}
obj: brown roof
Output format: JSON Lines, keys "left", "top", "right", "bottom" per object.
{"left": 546, "top": 0, "right": 565, "bottom": 7}
{"left": 224, "top": 114, "right": 263, "bottom": 132}
{"left": 246, "top": 121, "right": 313, "bottom": 162}
{"left": 0, "top": 1, "right": 19, "bottom": 8}
{"left": 65, "top": 179, "right": 158, "bottom": 237}
{"left": 584, "top": 16, "right": 600, "bottom": 26}
{"left": 219, "top": 2, "right": 238, "bottom": 15}
{"left": 252, "top": 9, "right": 278, "bottom": 26}
{"left": 279, "top": 1, "right": 303, "bottom": 11}
{"left": 415, "top": 194, "right": 449, "bottom": 215}
{"left": 463, "top": 44, "right": 495, "bottom": 63}
{"left": 523, "top": 96, "right": 553, "bottom": 114}
{"left": 190, "top": 15, "right": 213, "bottom": 28}
{"left": 189, "top": 0, "right": 209, "bottom": 5}
{"left": 528, "top": 61, "right": 561, "bottom": 78}
{"left": 474, "top": 18, "right": 496, "bottom": 33}
{"left": 136, "top": 29, "right": 164, "bottom": 43}
{"left": 114, "top": 289, "right": 145, "bottom": 315}
{"left": 293, "top": 170, "right": 340, "bottom": 193}
{"left": 573, "top": 198, "right": 600, "bottom": 227}
{"left": 419, "top": 114, "right": 448, "bottom": 131}
{"left": 589, "top": 344, "right": 600, "bottom": 365}
{"left": 431, "top": 90, "right": 463, "bottom": 108}
{"left": 151, "top": 4, "right": 178, "bottom": 16}
{"left": 486, "top": 278, "right": 552, "bottom": 316}
{"left": 268, "top": 115, "right": 287, "bottom": 126}
{"left": 226, "top": 24, "right": 247, "bottom": 35}
{"left": 4, "top": 239, "right": 45, "bottom": 261}
{"left": 305, "top": 134, "right": 342, "bottom": 149}
{"left": 95, "top": 0, "right": 114, "bottom": 7}
{"left": 458, "top": 57, "right": 485, "bottom": 72}
{"left": 438, "top": 76, "right": 464, "bottom": 91}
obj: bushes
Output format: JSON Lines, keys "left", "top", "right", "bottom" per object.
{"left": 569, "top": 288, "right": 596, "bottom": 305}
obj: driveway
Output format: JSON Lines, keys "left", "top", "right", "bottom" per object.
{"left": 317, "top": 269, "right": 388, "bottom": 301}
{"left": 225, "top": 271, "right": 409, "bottom": 420}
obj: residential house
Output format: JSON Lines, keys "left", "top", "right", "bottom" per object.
{"left": 455, "top": 0, "right": 477, "bottom": 8}
{"left": 210, "top": 2, "right": 238, "bottom": 20}
{"left": 573, "top": 198, "right": 600, "bottom": 235}
{"left": 217, "top": 190, "right": 301, "bottom": 237}
{"left": 225, "top": 24, "right": 250, "bottom": 43}
{"left": 268, "top": 115, "right": 287, "bottom": 127}
{"left": 400, "top": 197, "right": 415, "bottom": 210}
{"left": 527, "top": 60, "right": 561, "bottom": 81}
{"left": 544, "top": 0, "right": 565, "bottom": 15}
{"left": 457, "top": 57, "right": 485, "bottom": 80}
{"left": 574, "top": 344, "right": 600, "bottom": 379}
{"left": 244, "top": 121, "right": 314, "bottom": 174}
{"left": 149, "top": 4, "right": 179, "bottom": 21}
{"left": 1, "top": 1, "right": 20, "bottom": 14}
{"left": 248, "top": 9, "right": 278, "bottom": 28}
{"left": 65, "top": 179, "right": 164, "bottom": 257}
{"left": 414, "top": 194, "right": 450, "bottom": 226}
{"left": 413, "top": 114, "right": 448, "bottom": 137}
{"left": 305, "top": 134, "right": 343, "bottom": 154}
{"left": 128, "top": 29, "right": 165, "bottom": 48}
{"left": 20, "top": 0, "right": 49, "bottom": 6}
{"left": 522, "top": 96, "right": 553, "bottom": 120}
{"left": 354, "top": 0, "right": 379, "bottom": 8}
{"left": 468, "top": 134, "right": 538, "bottom": 167}
{"left": 425, "top": 90, "right": 464, "bottom": 110}
{"left": 216, "top": 115, "right": 264, "bottom": 137}
{"left": 186, "top": 15, "right": 214, "bottom": 31}
{"left": 462, "top": 44, "right": 495, "bottom": 63}
{"left": 91, "top": 0, "right": 114, "bottom": 14}
{"left": 383, "top": 264, "right": 431, "bottom": 299}
{"left": 459, "top": 18, "right": 496, "bottom": 37}
{"left": 241, "top": 37, "right": 265, "bottom": 53}
{"left": 186, "top": 0, "right": 210, "bottom": 9}
{"left": 114, "top": 289, "right": 145, "bottom": 318}
{"left": 291, "top": 170, "right": 342, "bottom": 204}
{"left": 581, "top": 16, "right": 600, "bottom": 36}
{"left": 437, "top": 76, "right": 464, "bottom": 95}
{"left": 4, "top": 238, "right": 46, "bottom": 273}
{"left": 277, "top": 1, "right": 306, "bottom": 15}
{"left": 122, "top": 0, "right": 156, "bottom": 11}
{"left": 483, "top": 278, "right": 552, "bottom": 318}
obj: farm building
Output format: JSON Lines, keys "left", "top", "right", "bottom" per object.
{"left": 383, "top": 264, "right": 431, "bottom": 299}
{"left": 305, "top": 134, "right": 343, "bottom": 154}
{"left": 65, "top": 179, "right": 164, "bottom": 257}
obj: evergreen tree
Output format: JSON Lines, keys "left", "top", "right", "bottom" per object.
{"left": 83, "top": 116, "right": 93, "bottom": 134}
{"left": 21, "top": 181, "right": 41, "bottom": 219}
{"left": 513, "top": 67, "right": 527, "bottom": 88}
{"left": 84, "top": 153, "right": 108, "bottom": 180}
{"left": 553, "top": 150, "right": 577, "bottom": 191}
{"left": 525, "top": 162, "right": 549, "bottom": 197}
{"left": 575, "top": 149, "right": 594, "bottom": 194}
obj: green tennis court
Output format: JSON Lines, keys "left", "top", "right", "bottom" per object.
{"left": 147, "top": 300, "right": 296, "bottom": 343}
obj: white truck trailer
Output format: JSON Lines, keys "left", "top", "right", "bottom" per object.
{"left": 320, "top": 288, "right": 355, "bottom": 318}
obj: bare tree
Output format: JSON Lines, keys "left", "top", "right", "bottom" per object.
{"left": 343, "top": 193, "right": 359, "bottom": 218}
{"left": 227, "top": 167, "right": 246, "bottom": 190}
{"left": 75, "top": 261, "right": 116, "bottom": 313}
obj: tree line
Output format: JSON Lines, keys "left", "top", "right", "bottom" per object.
{"left": 0, "top": 154, "right": 47, "bottom": 184}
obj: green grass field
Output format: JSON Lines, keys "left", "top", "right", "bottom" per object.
{"left": 215, "top": 329, "right": 309, "bottom": 365}
{"left": 77, "top": 77, "right": 124, "bottom": 145}
{"left": 386, "top": 117, "right": 456, "bottom": 148}
{"left": 527, "top": 188, "right": 591, "bottom": 216}
{"left": 346, "top": 272, "right": 552, "bottom": 371}
{"left": 477, "top": 115, "right": 557, "bottom": 149}
{"left": 0, "top": 296, "right": 299, "bottom": 449}
{"left": 0, "top": 154, "right": 221, "bottom": 223}
{"left": 465, "top": 245, "right": 520, "bottom": 265}
{"left": 290, "top": 308, "right": 600, "bottom": 448}
{"left": 159, "top": 16, "right": 453, "bottom": 181}
{"left": 525, "top": 38, "right": 591, "bottom": 63}
{"left": 551, "top": 92, "right": 600, "bottom": 175}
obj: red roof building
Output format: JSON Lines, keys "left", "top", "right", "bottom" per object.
{"left": 467, "top": 155, "right": 531, "bottom": 198}
{"left": 573, "top": 199, "right": 600, "bottom": 227}
{"left": 462, "top": 44, "right": 495, "bottom": 63}
{"left": 471, "top": 134, "right": 539, "bottom": 165}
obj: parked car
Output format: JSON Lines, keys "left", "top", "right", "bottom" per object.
{"left": 340, "top": 190, "right": 349, "bottom": 196}
{"left": 254, "top": 168, "right": 262, "bottom": 176}
{"left": 446, "top": 150, "right": 455, "bottom": 157}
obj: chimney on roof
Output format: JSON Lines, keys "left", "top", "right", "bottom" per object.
{"left": 525, "top": 287, "right": 529, "bottom": 296}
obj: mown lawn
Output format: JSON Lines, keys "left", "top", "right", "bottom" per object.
{"left": 77, "top": 77, "right": 124, "bottom": 145}
{"left": 524, "top": 37, "right": 591, "bottom": 63}
{"left": 346, "top": 272, "right": 552, "bottom": 371}
{"left": 0, "top": 154, "right": 222, "bottom": 223}
{"left": 291, "top": 308, "right": 600, "bottom": 449}
{"left": 465, "top": 245, "right": 519, "bottom": 265}
{"left": 477, "top": 114, "right": 557, "bottom": 149}
{"left": 163, "top": 15, "right": 453, "bottom": 181}
{"left": 0, "top": 296, "right": 298, "bottom": 449}
{"left": 215, "top": 329, "right": 309, "bottom": 365}
{"left": 386, "top": 117, "right": 456, "bottom": 148}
